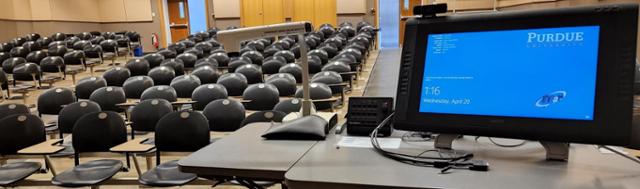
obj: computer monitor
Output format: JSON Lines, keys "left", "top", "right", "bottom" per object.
{"left": 394, "top": 4, "right": 640, "bottom": 149}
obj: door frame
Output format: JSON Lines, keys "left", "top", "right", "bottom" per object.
{"left": 162, "top": 0, "right": 192, "bottom": 44}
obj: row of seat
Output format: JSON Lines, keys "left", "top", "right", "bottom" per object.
{"left": 0, "top": 21, "right": 378, "bottom": 188}
{"left": 0, "top": 30, "right": 142, "bottom": 105}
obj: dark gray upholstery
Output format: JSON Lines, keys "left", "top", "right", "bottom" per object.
{"left": 279, "top": 63, "right": 302, "bottom": 83}
{"left": 191, "top": 84, "right": 228, "bottom": 111}
{"left": 0, "top": 162, "right": 42, "bottom": 187}
{"left": 242, "top": 83, "right": 279, "bottom": 110}
{"left": 0, "top": 103, "right": 30, "bottom": 120}
{"left": 89, "top": 87, "right": 126, "bottom": 112}
{"left": 57, "top": 101, "right": 101, "bottom": 135}
{"left": 143, "top": 53, "right": 165, "bottom": 68}
{"left": 52, "top": 159, "right": 123, "bottom": 187}
{"left": 148, "top": 66, "right": 176, "bottom": 85}
{"left": 191, "top": 66, "right": 219, "bottom": 84}
{"left": 52, "top": 111, "right": 127, "bottom": 187}
{"left": 37, "top": 87, "right": 75, "bottom": 116}
{"left": 130, "top": 99, "right": 173, "bottom": 133}
{"left": 273, "top": 98, "right": 308, "bottom": 114}
{"left": 75, "top": 76, "right": 107, "bottom": 99}
{"left": 266, "top": 73, "right": 297, "bottom": 96}
{"left": 208, "top": 52, "right": 229, "bottom": 67}
{"left": 295, "top": 83, "right": 333, "bottom": 110}
{"left": 240, "top": 110, "right": 286, "bottom": 126}
{"left": 138, "top": 160, "right": 197, "bottom": 187}
{"left": 203, "top": 99, "right": 246, "bottom": 131}
{"left": 235, "top": 64, "right": 263, "bottom": 84}
{"left": 125, "top": 59, "right": 150, "bottom": 76}
{"left": 241, "top": 50, "right": 264, "bottom": 65}
{"left": 160, "top": 59, "right": 185, "bottom": 76}
{"left": 261, "top": 56, "right": 286, "bottom": 74}
{"left": 140, "top": 85, "right": 178, "bottom": 102}
{"left": 102, "top": 67, "right": 131, "bottom": 87}
{"left": 2, "top": 57, "right": 26, "bottom": 74}
{"left": 123, "top": 76, "right": 154, "bottom": 99}
{"left": 170, "top": 75, "right": 201, "bottom": 98}
{"left": 217, "top": 73, "right": 248, "bottom": 96}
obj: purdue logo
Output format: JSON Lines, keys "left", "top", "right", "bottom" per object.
{"left": 527, "top": 32, "right": 584, "bottom": 43}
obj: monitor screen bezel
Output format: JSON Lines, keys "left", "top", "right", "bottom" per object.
{"left": 419, "top": 25, "right": 601, "bottom": 121}
{"left": 394, "top": 5, "right": 636, "bottom": 146}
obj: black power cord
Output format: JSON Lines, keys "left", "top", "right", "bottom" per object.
{"left": 370, "top": 113, "right": 490, "bottom": 173}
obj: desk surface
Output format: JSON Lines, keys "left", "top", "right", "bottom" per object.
{"left": 285, "top": 133, "right": 640, "bottom": 189}
{"left": 178, "top": 123, "right": 319, "bottom": 180}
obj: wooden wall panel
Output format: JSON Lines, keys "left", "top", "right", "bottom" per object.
{"left": 50, "top": 0, "right": 100, "bottom": 22}
{"left": 0, "top": 0, "right": 15, "bottom": 19}
{"left": 30, "top": 0, "right": 52, "bottom": 20}
{"left": 214, "top": 0, "right": 241, "bottom": 18}
{"left": 241, "top": 0, "right": 264, "bottom": 26}
{"left": 284, "top": 0, "right": 293, "bottom": 18}
{"left": 125, "top": 0, "right": 153, "bottom": 21}
{"left": 262, "top": 0, "right": 285, "bottom": 24}
{"left": 292, "top": 0, "right": 314, "bottom": 23}
{"left": 313, "top": 0, "right": 337, "bottom": 26}
{"left": 12, "top": 0, "right": 33, "bottom": 20}
{"left": 100, "top": 0, "right": 127, "bottom": 22}
{"left": 337, "top": 0, "right": 365, "bottom": 13}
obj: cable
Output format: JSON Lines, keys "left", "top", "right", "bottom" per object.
{"left": 370, "top": 113, "right": 489, "bottom": 173}
{"left": 598, "top": 145, "right": 640, "bottom": 165}
{"left": 401, "top": 132, "right": 432, "bottom": 144}
{"left": 474, "top": 136, "right": 527, "bottom": 148}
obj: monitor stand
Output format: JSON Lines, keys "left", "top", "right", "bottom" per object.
{"left": 540, "top": 141, "right": 570, "bottom": 161}
{"left": 434, "top": 134, "right": 570, "bottom": 161}
{"left": 433, "top": 134, "right": 470, "bottom": 157}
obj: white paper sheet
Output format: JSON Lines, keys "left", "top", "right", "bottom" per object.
{"left": 598, "top": 146, "right": 629, "bottom": 155}
{"left": 337, "top": 136, "right": 401, "bottom": 149}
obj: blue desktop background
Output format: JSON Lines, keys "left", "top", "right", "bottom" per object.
{"left": 419, "top": 26, "right": 600, "bottom": 120}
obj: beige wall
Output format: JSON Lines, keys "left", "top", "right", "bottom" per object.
{"left": 211, "top": 0, "right": 370, "bottom": 28}
{"left": 0, "top": 0, "right": 159, "bottom": 52}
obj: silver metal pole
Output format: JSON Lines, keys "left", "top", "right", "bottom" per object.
{"left": 298, "top": 34, "right": 312, "bottom": 116}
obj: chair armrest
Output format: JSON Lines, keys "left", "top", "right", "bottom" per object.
{"left": 310, "top": 97, "right": 340, "bottom": 103}
{"left": 110, "top": 138, "right": 155, "bottom": 153}
{"left": 326, "top": 83, "right": 349, "bottom": 88}
{"left": 116, "top": 102, "right": 138, "bottom": 108}
{"left": 18, "top": 139, "right": 64, "bottom": 155}
{"left": 339, "top": 71, "right": 358, "bottom": 76}
{"left": 171, "top": 101, "right": 197, "bottom": 106}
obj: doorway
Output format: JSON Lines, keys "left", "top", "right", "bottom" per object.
{"left": 167, "top": 0, "right": 190, "bottom": 43}
{"left": 292, "top": 0, "right": 337, "bottom": 27}
{"left": 165, "top": 0, "right": 210, "bottom": 43}
{"left": 241, "top": 0, "right": 286, "bottom": 27}
{"left": 399, "top": 0, "right": 421, "bottom": 45}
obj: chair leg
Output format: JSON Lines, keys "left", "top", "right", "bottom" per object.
{"left": 31, "top": 74, "right": 38, "bottom": 89}
{"left": 44, "top": 155, "right": 57, "bottom": 176}
{"left": 145, "top": 155, "right": 153, "bottom": 170}
{"left": 125, "top": 153, "right": 131, "bottom": 171}
{"left": 131, "top": 153, "right": 142, "bottom": 176}
{"left": 21, "top": 92, "right": 27, "bottom": 105}
{"left": 0, "top": 85, "right": 5, "bottom": 100}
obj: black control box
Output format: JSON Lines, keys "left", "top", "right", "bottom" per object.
{"left": 346, "top": 97, "right": 394, "bottom": 136}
